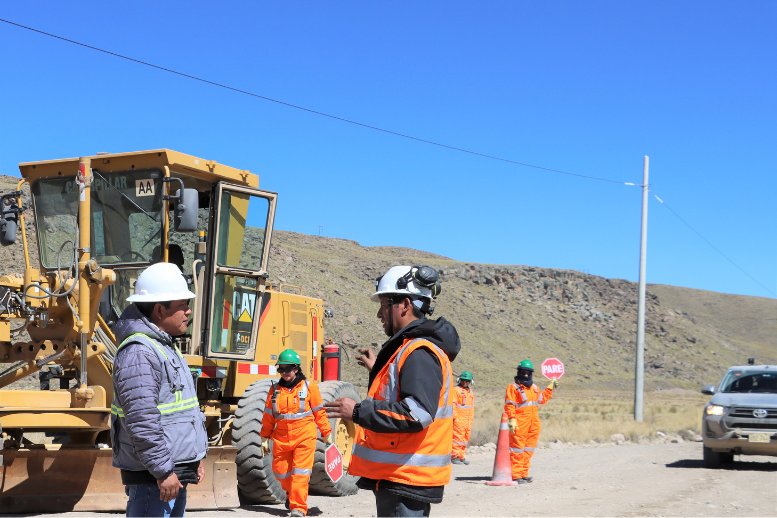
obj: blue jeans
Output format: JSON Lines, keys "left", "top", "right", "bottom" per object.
{"left": 125, "top": 484, "right": 187, "bottom": 517}
{"left": 374, "top": 489, "right": 431, "bottom": 517}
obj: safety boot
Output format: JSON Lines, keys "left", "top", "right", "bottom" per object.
{"left": 290, "top": 510, "right": 304, "bottom": 517}
{"left": 451, "top": 457, "right": 464, "bottom": 465}
{"left": 460, "top": 458, "right": 470, "bottom": 465}
{"left": 515, "top": 478, "right": 528, "bottom": 484}
{"left": 522, "top": 476, "right": 533, "bottom": 483}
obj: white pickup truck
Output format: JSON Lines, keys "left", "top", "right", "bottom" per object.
{"left": 701, "top": 364, "right": 777, "bottom": 468}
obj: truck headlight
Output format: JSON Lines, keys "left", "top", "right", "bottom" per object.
{"left": 705, "top": 405, "right": 726, "bottom": 416}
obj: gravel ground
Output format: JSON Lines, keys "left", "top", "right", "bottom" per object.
{"left": 28, "top": 440, "right": 776, "bottom": 517}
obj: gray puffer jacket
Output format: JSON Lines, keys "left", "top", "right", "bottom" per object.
{"left": 110, "top": 304, "right": 207, "bottom": 479}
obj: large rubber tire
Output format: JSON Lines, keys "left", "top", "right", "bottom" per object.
{"left": 702, "top": 446, "right": 732, "bottom": 469}
{"left": 232, "top": 379, "right": 286, "bottom": 504}
{"left": 308, "top": 381, "right": 362, "bottom": 497}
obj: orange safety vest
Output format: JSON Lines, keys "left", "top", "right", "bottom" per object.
{"left": 350, "top": 338, "right": 455, "bottom": 486}
{"left": 504, "top": 382, "right": 552, "bottom": 421}
{"left": 260, "top": 379, "right": 331, "bottom": 438}
{"left": 453, "top": 386, "right": 475, "bottom": 424}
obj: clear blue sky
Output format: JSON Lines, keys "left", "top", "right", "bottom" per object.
{"left": 1, "top": 2, "right": 774, "bottom": 299}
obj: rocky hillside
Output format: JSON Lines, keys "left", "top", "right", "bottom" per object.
{"left": 266, "top": 231, "right": 776, "bottom": 392}
{"left": 1, "top": 174, "right": 774, "bottom": 393}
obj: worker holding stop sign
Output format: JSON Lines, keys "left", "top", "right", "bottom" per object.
{"left": 503, "top": 358, "right": 562, "bottom": 483}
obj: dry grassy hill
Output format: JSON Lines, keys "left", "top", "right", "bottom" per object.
{"left": 266, "top": 231, "right": 776, "bottom": 392}
{"left": 1, "top": 174, "right": 774, "bottom": 395}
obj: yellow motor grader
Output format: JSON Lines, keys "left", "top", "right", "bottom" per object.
{"left": 0, "top": 150, "right": 360, "bottom": 513}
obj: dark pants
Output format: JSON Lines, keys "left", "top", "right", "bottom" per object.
{"left": 374, "top": 489, "right": 431, "bottom": 517}
{"left": 125, "top": 484, "right": 187, "bottom": 517}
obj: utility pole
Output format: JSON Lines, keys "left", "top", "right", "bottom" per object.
{"left": 635, "top": 156, "right": 649, "bottom": 422}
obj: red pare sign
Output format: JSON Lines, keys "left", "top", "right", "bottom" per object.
{"left": 325, "top": 444, "right": 343, "bottom": 483}
{"left": 541, "top": 358, "right": 565, "bottom": 379}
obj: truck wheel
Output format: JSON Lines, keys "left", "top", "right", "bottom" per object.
{"left": 232, "top": 379, "right": 286, "bottom": 504}
{"left": 702, "top": 446, "right": 724, "bottom": 469}
{"left": 308, "top": 381, "right": 361, "bottom": 496}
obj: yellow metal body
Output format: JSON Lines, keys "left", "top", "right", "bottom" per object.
{"left": 0, "top": 149, "right": 328, "bottom": 512}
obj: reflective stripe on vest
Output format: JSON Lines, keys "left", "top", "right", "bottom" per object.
{"left": 380, "top": 339, "right": 454, "bottom": 424}
{"left": 350, "top": 337, "right": 455, "bottom": 486}
{"left": 456, "top": 386, "right": 474, "bottom": 408}
{"left": 352, "top": 444, "right": 451, "bottom": 468}
{"left": 111, "top": 333, "right": 196, "bottom": 417}
{"left": 507, "top": 383, "right": 540, "bottom": 408}
{"left": 270, "top": 380, "right": 318, "bottom": 420}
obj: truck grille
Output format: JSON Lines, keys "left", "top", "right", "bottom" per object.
{"left": 724, "top": 406, "right": 777, "bottom": 432}
{"left": 729, "top": 407, "right": 777, "bottom": 418}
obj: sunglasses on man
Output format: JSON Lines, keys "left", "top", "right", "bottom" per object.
{"left": 277, "top": 365, "right": 297, "bottom": 374}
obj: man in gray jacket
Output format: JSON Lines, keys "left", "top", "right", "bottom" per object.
{"left": 111, "top": 262, "right": 208, "bottom": 517}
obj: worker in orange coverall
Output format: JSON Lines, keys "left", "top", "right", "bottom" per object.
{"left": 451, "top": 371, "right": 475, "bottom": 465}
{"left": 503, "top": 359, "right": 556, "bottom": 483}
{"left": 260, "top": 349, "right": 332, "bottom": 517}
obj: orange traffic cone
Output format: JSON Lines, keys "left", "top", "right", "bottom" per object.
{"left": 486, "top": 413, "right": 517, "bottom": 486}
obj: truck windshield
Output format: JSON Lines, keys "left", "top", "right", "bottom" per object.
{"left": 32, "top": 170, "right": 164, "bottom": 268}
{"left": 720, "top": 370, "right": 777, "bottom": 394}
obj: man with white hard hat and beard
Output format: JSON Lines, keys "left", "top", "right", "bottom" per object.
{"left": 326, "top": 265, "right": 461, "bottom": 517}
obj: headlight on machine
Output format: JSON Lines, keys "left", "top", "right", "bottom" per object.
{"left": 705, "top": 405, "right": 726, "bottom": 416}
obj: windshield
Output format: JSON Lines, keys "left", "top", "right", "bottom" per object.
{"left": 32, "top": 170, "right": 164, "bottom": 268}
{"left": 720, "top": 370, "right": 777, "bottom": 394}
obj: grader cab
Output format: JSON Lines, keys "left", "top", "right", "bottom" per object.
{"left": 0, "top": 150, "right": 359, "bottom": 512}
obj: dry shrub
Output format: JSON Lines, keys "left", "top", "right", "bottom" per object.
{"left": 467, "top": 389, "right": 708, "bottom": 446}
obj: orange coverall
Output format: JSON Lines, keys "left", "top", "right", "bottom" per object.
{"left": 504, "top": 382, "right": 553, "bottom": 480}
{"left": 452, "top": 385, "right": 475, "bottom": 460}
{"left": 260, "top": 379, "right": 331, "bottom": 515}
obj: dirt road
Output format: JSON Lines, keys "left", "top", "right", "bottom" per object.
{"left": 243, "top": 441, "right": 776, "bottom": 518}
{"left": 47, "top": 441, "right": 775, "bottom": 517}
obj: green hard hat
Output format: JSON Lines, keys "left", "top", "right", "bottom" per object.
{"left": 459, "top": 371, "right": 473, "bottom": 381}
{"left": 277, "top": 349, "right": 301, "bottom": 366}
{"left": 518, "top": 359, "right": 534, "bottom": 372}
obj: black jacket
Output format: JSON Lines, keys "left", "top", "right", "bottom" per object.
{"left": 355, "top": 317, "right": 461, "bottom": 503}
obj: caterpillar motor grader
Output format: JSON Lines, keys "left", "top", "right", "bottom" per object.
{"left": 0, "top": 149, "right": 360, "bottom": 513}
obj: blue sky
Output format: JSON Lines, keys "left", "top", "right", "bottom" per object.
{"left": 1, "top": 2, "right": 775, "bottom": 299}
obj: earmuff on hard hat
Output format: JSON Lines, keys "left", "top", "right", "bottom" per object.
{"left": 396, "top": 266, "right": 442, "bottom": 299}
{"left": 457, "top": 371, "right": 474, "bottom": 386}
{"left": 372, "top": 265, "right": 442, "bottom": 316}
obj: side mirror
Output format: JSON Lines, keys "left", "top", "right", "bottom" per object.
{"left": 0, "top": 193, "right": 20, "bottom": 246}
{"left": 163, "top": 178, "right": 199, "bottom": 232}
{"left": 173, "top": 188, "right": 199, "bottom": 232}
{"left": 701, "top": 385, "right": 716, "bottom": 395}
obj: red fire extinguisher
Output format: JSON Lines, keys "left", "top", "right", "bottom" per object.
{"left": 322, "top": 339, "right": 340, "bottom": 381}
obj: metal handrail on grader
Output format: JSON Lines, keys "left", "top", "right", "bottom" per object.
{"left": 0, "top": 150, "right": 359, "bottom": 513}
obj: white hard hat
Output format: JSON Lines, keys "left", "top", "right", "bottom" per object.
{"left": 370, "top": 265, "right": 440, "bottom": 303}
{"left": 127, "top": 262, "right": 196, "bottom": 302}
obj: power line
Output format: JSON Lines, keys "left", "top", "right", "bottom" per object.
{"left": 651, "top": 191, "right": 776, "bottom": 298}
{"left": 0, "top": 17, "right": 631, "bottom": 185}
{"left": 3, "top": 17, "right": 771, "bottom": 298}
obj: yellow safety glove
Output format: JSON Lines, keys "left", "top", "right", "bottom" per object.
{"left": 547, "top": 377, "right": 558, "bottom": 390}
{"left": 324, "top": 435, "right": 333, "bottom": 446}
{"left": 508, "top": 418, "right": 518, "bottom": 435}
{"left": 261, "top": 438, "right": 271, "bottom": 456}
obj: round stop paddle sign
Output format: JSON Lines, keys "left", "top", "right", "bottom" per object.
{"left": 541, "top": 358, "right": 565, "bottom": 379}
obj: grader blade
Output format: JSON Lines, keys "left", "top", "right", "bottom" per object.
{"left": 0, "top": 445, "right": 239, "bottom": 513}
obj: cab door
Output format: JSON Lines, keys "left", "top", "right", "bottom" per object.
{"left": 203, "top": 182, "right": 277, "bottom": 361}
